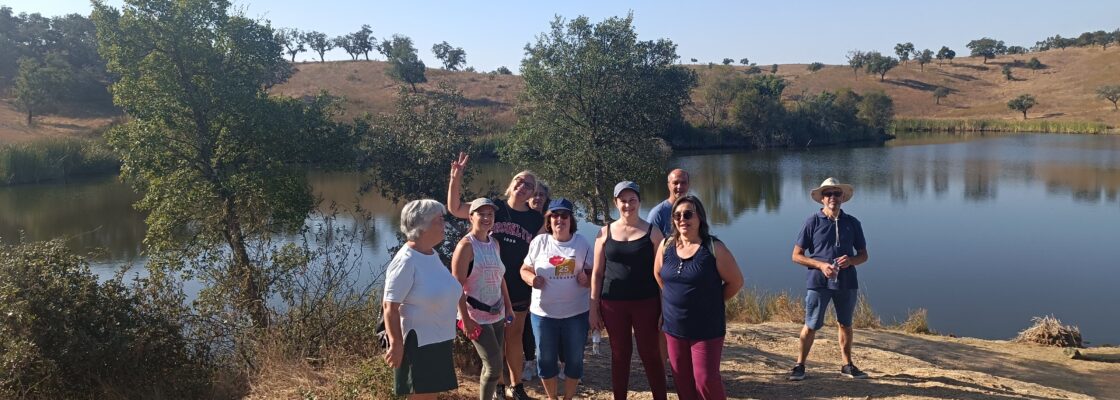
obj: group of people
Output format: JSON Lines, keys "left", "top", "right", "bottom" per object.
{"left": 381, "top": 153, "right": 871, "bottom": 400}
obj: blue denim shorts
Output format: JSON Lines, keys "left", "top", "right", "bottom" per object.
{"left": 804, "top": 288, "right": 858, "bottom": 331}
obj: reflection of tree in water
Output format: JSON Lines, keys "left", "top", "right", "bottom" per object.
{"left": 963, "top": 159, "right": 998, "bottom": 202}
{"left": 684, "top": 152, "right": 783, "bottom": 224}
{"left": 1039, "top": 164, "right": 1120, "bottom": 205}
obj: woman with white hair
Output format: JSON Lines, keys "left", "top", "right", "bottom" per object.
{"left": 383, "top": 199, "right": 462, "bottom": 399}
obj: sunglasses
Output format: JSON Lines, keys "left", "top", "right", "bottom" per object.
{"left": 672, "top": 210, "right": 695, "bottom": 221}
{"left": 822, "top": 191, "right": 843, "bottom": 198}
{"left": 549, "top": 212, "right": 571, "bottom": 220}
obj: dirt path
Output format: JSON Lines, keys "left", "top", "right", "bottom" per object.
{"left": 447, "top": 322, "right": 1120, "bottom": 400}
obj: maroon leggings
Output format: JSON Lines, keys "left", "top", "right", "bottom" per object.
{"left": 600, "top": 297, "right": 667, "bottom": 400}
{"left": 664, "top": 334, "right": 726, "bottom": 400}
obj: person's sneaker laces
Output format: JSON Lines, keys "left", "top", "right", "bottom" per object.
{"left": 788, "top": 363, "right": 806, "bottom": 381}
{"left": 841, "top": 364, "right": 869, "bottom": 379}
{"left": 510, "top": 384, "right": 533, "bottom": 400}
{"left": 521, "top": 360, "right": 537, "bottom": 381}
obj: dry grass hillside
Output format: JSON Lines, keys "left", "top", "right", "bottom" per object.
{"left": 3, "top": 46, "right": 1118, "bottom": 144}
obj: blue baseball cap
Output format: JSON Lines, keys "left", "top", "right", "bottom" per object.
{"left": 613, "top": 181, "right": 640, "bottom": 198}
{"left": 547, "top": 198, "right": 574, "bottom": 213}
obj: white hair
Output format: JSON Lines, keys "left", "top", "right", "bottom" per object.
{"left": 399, "top": 199, "right": 446, "bottom": 241}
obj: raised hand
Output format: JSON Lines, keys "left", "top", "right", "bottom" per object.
{"left": 450, "top": 151, "right": 470, "bottom": 181}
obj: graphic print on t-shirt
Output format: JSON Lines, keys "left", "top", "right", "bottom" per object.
{"left": 549, "top": 255, "right": 576, "bottom": 278}
{"left": 475, "top": 247, "right": 503, "bottom": 298}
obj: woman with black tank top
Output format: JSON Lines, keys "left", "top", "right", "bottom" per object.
{"left": 448, "top": 153, "right": 543, "bottom": 400}
{"left": 654, "top": 196, "right": 743, "bottom": 400}
{"left": 590, "top": 181, "right": 668, "bottom": 400}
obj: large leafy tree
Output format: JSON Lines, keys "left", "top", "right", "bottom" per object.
{"left": 354, "top": 24, "right": 375, "bottom": 60}
{"left": 846, "top": 50, "right": 865, "bottom": 78}
{"left": 303, "top": 30, "right": 332, "bottom": 62}
{"left": 916, "top": 49, "right": 933, "bottom": 71}
{"left": 91, "top": 0, "right": 355, "bottom": 327}
{"left": 13, "top": 55, "right": 70, "bottom": 125}
{"left": 864, "top": 51, "right": 898, "bottom": 81}
{"left": 894, "top": 42, "right": 914, "bottom": 63}
{"left": 503, "top": 14, "right": 696, "bottom": 223}
{"left": 966, "top": 37, "right": 1006, "bottom": 63}
{"left": 275, "top": 27, "right": 304, "bottom": 62}
{"left": 936, "top": 46, "right": 955, "bottom": 65}
{"left": 1007, "top": 94, "right": 1037, "bottom": 119}
{"left": 381, "top": 34, "right": 426, "bottom": 92}
{"left": 334, "top": 33, "right": 360, "bottom": 60}
{"left": 431, "top": 40, "right": 466, "bottom": 70}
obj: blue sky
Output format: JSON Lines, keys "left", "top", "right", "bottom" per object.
{"left": 7, "top": 1, "right": 1120, "bottom": 71}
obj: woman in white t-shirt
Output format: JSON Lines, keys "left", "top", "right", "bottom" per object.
{"left": 519, "top": 198, "right": 592, "bottom": 400}
{"left": 383, "top": 199, "right": 462, "bottom": 399}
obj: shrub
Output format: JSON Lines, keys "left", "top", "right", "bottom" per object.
{"left": 895, "top": 308, "right": 933, "bottom": 334}
{"left": 1015, "top": 315, "right": 1082, "bottom": 347}
{"left": 807, "top": 62, "right": 824, "bottom": 72}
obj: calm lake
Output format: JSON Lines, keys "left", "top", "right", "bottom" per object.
{"left": 2, "top": 133, "right": 1118, "bottom": 344}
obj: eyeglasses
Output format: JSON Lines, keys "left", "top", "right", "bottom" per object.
{"left": 821, "top": 191, "right": 843, "bottom": 198}
{"left": 672, "top": 210, "right": 695, "bottom": 221}
{"left": 549, "top": 212, "right": 570, "bottom": 220}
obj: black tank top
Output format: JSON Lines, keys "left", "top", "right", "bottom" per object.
{"left": 601, "top": 222, "right": 659, "bottom": 301}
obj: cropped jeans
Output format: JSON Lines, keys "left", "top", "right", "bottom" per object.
{"left": 530, "top": 311, "right": 589, "bottom": 380}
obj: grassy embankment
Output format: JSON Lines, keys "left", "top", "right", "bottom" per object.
{"left": 0, "top": 136, "right": 119, "bottom": 185}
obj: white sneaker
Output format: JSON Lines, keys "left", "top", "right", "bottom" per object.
{"left": 557, "top": 363, "right": 566, "bottom": 381}
{"left": 521, "top": 360, "right": 537, "bottom": 381}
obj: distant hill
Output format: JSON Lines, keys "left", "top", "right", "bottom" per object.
{"left": 3, "top": 46, "right": 1118, "bottom": 144}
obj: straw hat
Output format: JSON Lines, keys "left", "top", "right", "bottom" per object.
{"left": 810, "top": 177, "right": 854, "bottom": 203}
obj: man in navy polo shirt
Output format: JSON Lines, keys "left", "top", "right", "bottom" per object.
{"left": 788, "top": 177, "right": 870, "bottom": 381}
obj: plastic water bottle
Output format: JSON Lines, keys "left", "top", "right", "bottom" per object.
{"left": 827, "top": 259, "right": 840, "bottom": 290}
{"left": 591, "top": 330, "right": 601, "bottom": 355}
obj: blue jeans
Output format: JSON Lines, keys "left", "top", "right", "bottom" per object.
{"left": 530, "top": 311, "right": 589, "bottom": 380}
{"left": 804, "top": 288, "right": 858, "bottom": 331}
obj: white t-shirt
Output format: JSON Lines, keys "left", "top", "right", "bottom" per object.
{"left": 383, "top": 245, "right": 463, "bottom": 347}
{"left": 524, "top": 233, "right": 592, "bottom": 319}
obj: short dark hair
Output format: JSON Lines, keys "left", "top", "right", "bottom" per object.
{"left": 544, "top": 210, "right": 577, "bottom": 235}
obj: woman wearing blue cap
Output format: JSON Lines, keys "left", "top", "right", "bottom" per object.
{"left": 590, "top": 181, "right": 668, "bottom": 400}
{"left": 520, "top": 198, "right": 592, "bottom": 400}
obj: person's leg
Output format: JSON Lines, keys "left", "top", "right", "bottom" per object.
{"left": 665, "top": 334, "right": 698, "bottom": 400}
{"left": 532, "top": 313, "right": 561, "bottom": 399}
{"left": 601, "top": 299, "right": 634, "bottom": 400}
{"left": 631, "top": 297, "right": 668, "bottom": 400}
{"left": 523, "top": 310, "right": 537, "bottom": 380}
{"left": 559, "top": 312, "right": 589, "bottom": 400}
{"left": 471, "top": 322, "right": 504, "bottom": 400}
{"left": 690, "top": 337, "right": 727, "bottom": 400}
{"left": 798, "top": 289, "right": 831, "bottom": 365}
{"left": 833, "top": 289, "right": 859, "bottom": 365}
{"left": 504, "top": 307, "right": 528, "bottom": 390}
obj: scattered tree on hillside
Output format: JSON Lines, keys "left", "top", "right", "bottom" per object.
{"left": 967, "top": 38, "right": 1006, "bottom": 63}
{"left": 13, "top": 55, "right": 70, "bottom": 125}
{"left": 381, "top": 34, "right": 427, "bottom": 92}
{"left": 431, "top": 41, "right": 466, "bottom": 70}
{"left": 807, "top": 62, "right": 824, "bottom": 72}
{"left": 303, "top": 30, "right": 333, "bottom": 62}
{"left": 722, "top": 58, "right": 734, "bottom": 65}
{"left": 354, "top": 24, "right": 375, "bottom": 60}
{"left": 864, "top": 51, "right": 898, "bottom": 81}
{"left": 894, "top": 42, "right": 914, "bottom": 63}
{"left": 933, "top": 86, "right": 950, "bottom": 104}
{"left": 276, "top": 28, "right": 305, "bottom": 62}
{"left": 504, "top": 14, "right": 696, "bottom": 223}
{"left": 92, "top": 0, "right": 356, "bottom": 328}
{"left": 495, "top": 66, "right": 513, "bottom": 75}
{"left": 690, "top": 58, "right": 698, "bottom": 63}
{"left": 334, "top": 34, "right": 360, "bottom": 60}
{"left": 936, "top": 46, "right": 956, "bottom": 65}
{"left": 1001, "top": 64, "right": 1014, "bottom": 81}
{"left": 916, "top": 49, "right": 933, "bottom": 71}
{"left": 1007, "top": 45, "right": 1027, "bottom": 55}
{"left": 740, "top": 58, "right": 749, "bottom": 65}
{"left": 745, "top": 64, "right": 762, "bottom": 74}
{"left": 1026, "top": 57, "right": 1044, "bottom": 70}
{"left": 1007, "top": 94, "right": 1036, "bottom": 119}
{"left": 771, "top": 63, "right": 778, "bottom": 73}
{"left": 1092, "top": 30, "right": 1112, "bottom": 50}
{"left": 1097, "top": 85, "right": 1120, "bottom": 110}
{"left": 846, "top": 50, "right": 866, "bottom": 78}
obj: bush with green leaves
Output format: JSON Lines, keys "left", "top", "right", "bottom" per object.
{"left": 0, "top": 240, "right": 208, "bottom": 398}
{"left": 807, "top": 62, "right": 824, "bottom": 72}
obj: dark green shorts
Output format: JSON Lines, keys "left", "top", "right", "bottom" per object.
{"left": 395, "top": 330, "right": 457, "bottom": 395}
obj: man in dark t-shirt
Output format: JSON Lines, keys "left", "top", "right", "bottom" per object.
{"left": 788, "top": 177, "right": 871, "bottom": 381}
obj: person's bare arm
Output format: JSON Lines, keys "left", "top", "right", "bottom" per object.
{"left": 589, "top": 226, "right": 608, "bottom": 330}
{"left": 714, "top": 241, "right": 744, "bottom": 301}
{"left": 447, "top": 152, "right": 471, "bottom": 219}
{"left": 792, "top": 245, "right": 836, "bottom": 278}
{"left": 382, "top": 301, "right": 404, "bottom": 367}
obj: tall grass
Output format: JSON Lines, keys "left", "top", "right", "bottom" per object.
{"left": 0, "top": 137, "right": 120, "bottom": 185}
{"left": 726, "top": 289, "right": 885, "bottom": 330}
{"left": 891, "top": 118, "right": 1112, "bottom": 134}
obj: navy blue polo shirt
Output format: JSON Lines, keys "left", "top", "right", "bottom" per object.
{"left": 794, "top": 210, "right": 867, "bottom": 290}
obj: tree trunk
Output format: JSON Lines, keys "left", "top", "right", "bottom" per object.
{"left": 1112, "top": 101, "right": 1118, "bottom": 110}
{"left": 26, "top": 110, "right": 32, "bottom": 126}
{"left": 410, "top": 82, "right": 418, "bottom": 93}
{"left": 222, "top": 195, "right": 268, "bottom": 327}
{"left": 290, "top": 54, "right": 296, "bottom": 62}
{"left": 1022, "top": 111, "right": 1028, "bottom": 120}
{"left": 936, "top": 97, "right": 940, "bottom": 105}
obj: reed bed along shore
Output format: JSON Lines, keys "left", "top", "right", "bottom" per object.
{"left": 0, "top": 137, "right": 119, "bottom": 185}
{"left": 892, "top": 118, "right": 1112, "bottom": 134}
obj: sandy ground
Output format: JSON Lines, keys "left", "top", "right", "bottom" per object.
{"left": 445, "top": 322, "right": 1120, "bottom": 400}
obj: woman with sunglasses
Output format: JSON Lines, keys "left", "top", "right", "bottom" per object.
{"left": 520, "top": 199, "right": 592, "bottom": 400}
{"left": 654, "top": 195, "right": 743, "bottom": 400}
{"left": 448, "top": 152, "right": 544, "bottom": 400}
{"left": 590, "top": 181, "right": 668, "bottom": 400}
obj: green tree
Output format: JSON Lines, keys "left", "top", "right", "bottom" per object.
{"left": 770, "top": 63, "right": 778, "bottom": 73}
{"left": 1097, "top": 85, "right": 1120, "bottom": 110}
{"left": 807, "top": 62, "right": 824, "bottom": 72}
{"left": 334, "top": 34, "right": 360, "bottom": 60}
{"left": 303, "top": 30, "right": 333, "bottom": 62}
{"left": 966, "top": 37, "right": 1006, "bottom": 63}
{"left": 495, "top": 66, "right": 513, "bottom": 75}
{"left": 1026, "top": 57, "right": 1044, "bottom": 70}
{"left": 13, "top": 55, "right": 70, "bottom": 125}
{"left": 894, "top": 42, "right": 914, "bottom": 63}
{"left": 936, "top": 46, "right": 956, "bottom": 65}
{"left": 695, "top": 64, "right": 742, "bottom": 126}
{"left": 864, "top": 51, "right": 898, "bottom": 81}
{"left": 276, "top": 28, "right": 305, "bottom": 62}
{"left": 355, "top": 24, "right": 375, "bottom": 60}
{"left": 846, "top": 49, "right": 865, "bottom": 77}
{"left": 431, "top": 41, "right": 466, "bottom": 70}
{"left": 916, "top": 49, "right": 933, "bottom": 71}
{"left": 722, "top": 57, "right": 734, "bottom": 65}
{"left": 856, "top": 90, "right": 894, "bottom": 133}
{"left": 1007, "top": 94, "right": 1036, "bottom": 119}
{"left": 503, "top": 14, "right": 696, "bottom": 223}
{"left": 380, "top": 34, "right": 427, "bottom": 92}
{"left": 92, "top": 0, "right": 355, "bottom": 327}
{"left": 933, "top": 86, "right": 950, "bottom": 104}
{"left": 729, "top": 74, "right": 788, "bottom": 145}
{"left": 1002, "top": 64, "right": 1014, "bottom": 80}
{"left": 739, "top": 57, "right": 749, "bottom": 65}
{"left": 1006, "top": 45, "right": 1027, "bottom": 55}
{"left": 1093, "top": 30, "right": 1112, "bottom": 50}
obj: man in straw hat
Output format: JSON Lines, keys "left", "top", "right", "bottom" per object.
{"left": 788, "top": 177, "right": 870, "bottom": 381}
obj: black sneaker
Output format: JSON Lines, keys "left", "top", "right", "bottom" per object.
{"left": 788, "top": 364, "right": 806, "bottom": 381}
{"left": 495, "top": 384, "right": 506, "bottom": 400}
{"left": 510, "top": 384, "right": 533, "bottom": 400}
{"left": 841, "top": 364, "right": 868, "bottom": 379}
